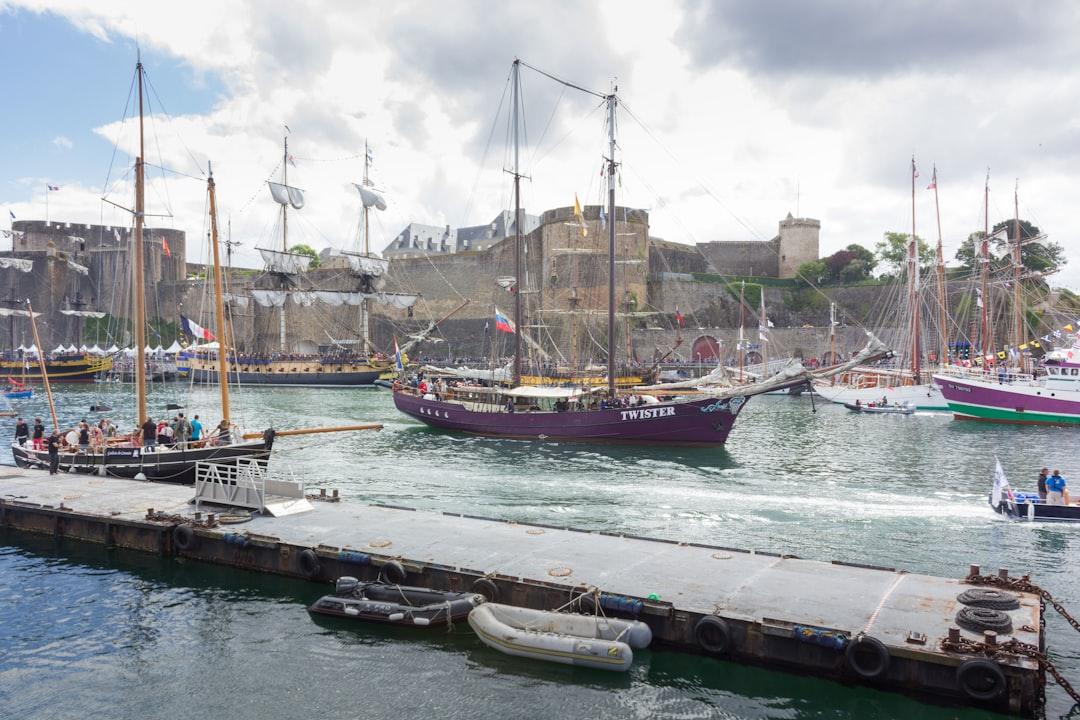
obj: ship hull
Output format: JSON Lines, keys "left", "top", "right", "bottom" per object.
{"left": 933, "top": 374, "right": 1080, "bottom": 425}
{"left": 190, "top": 368, "right": 381, "bottom": 387}
{"left": 392, "top": 390, "right": 747, "bottom": 446}
{"left": 812, "top": 381, "right": 947, "bottom": 411}
{"left": 11, "top": 440, "right": 271, "bottom": 485}
{"left": 0, "top": 356, "right": 111, "bottom": 383}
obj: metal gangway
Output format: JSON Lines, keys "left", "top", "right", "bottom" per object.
{"left": 194, "top": 458, "right": 313, "bottom": 517}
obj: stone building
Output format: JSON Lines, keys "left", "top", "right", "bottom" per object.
{"left": 696, "top": 213, "right": 820, "bottom": 278}
{"left": 382, "top": 210, "right": 540, "bottom": 258}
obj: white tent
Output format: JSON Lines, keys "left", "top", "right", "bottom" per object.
{"left": 192, "top": 341, "right": 220, "bottom": 350}
{"left": 88, "top": 345, "right": 104, "bottom": 355}
{"left": 78, "top": 344, "right": 89, "bottom": 352}
{"left": 144, "top": 345, "right": 153, "bottom": 353}
{"left": 152, "top": 345, "right": 165, "bottom": 354}
{"left": 16, "top": 344, "right": 27, "bottom": 352}
{"left": 65, "top": 344, "right": 78, "bottom": 353}
{"left": 106, "top": 344, "right": 120, "bottom": 354}
{"left": 25, "top": 345, "right": 38, "bottom": 355}
{"left": 123, "top": 347, "right": 135, "bottom": 357}
{"left": 164, "top": 340, "right": 182, "bottom": 354}
{"left": 52, "top": 344, "right": 66, "bottom": 354}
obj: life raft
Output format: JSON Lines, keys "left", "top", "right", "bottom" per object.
{"left": 308, "top": 577, "right": 484, "bottom": 627}
{"left": 467, "top": 603, "right": 652, "bottom": 672}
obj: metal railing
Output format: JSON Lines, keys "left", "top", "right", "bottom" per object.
{"left": 194, "top": 458, "right": 303, "bottom": 514}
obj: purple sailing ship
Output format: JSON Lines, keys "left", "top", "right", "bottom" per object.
{"left": 393, "top": 61, "right": 818, "bottom": 447}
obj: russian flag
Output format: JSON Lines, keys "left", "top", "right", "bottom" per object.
{"left": 181, "top": 315, "right": 215, "bottom": 341}
{"left": 494, "top": 307, "right": 516, "bottom": 334}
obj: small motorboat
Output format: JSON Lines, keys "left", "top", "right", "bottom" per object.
{"left": 468, "top": 603, "right": 652, "bottom": 672}
{"left": 4, "top": 389, "right": 32, "bottom": 400}
{"left": 989, "top": 460, "right": 1080, "bottom": 522}
{"left": 308, "top": 577, "right": 484, "bottom": 627}
{"left": 844, "top": 401, "right": 915, "bottom": 415}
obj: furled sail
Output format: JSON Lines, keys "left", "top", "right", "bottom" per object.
{"left": 338, "top": 251, "right": 389, "bottom": 277}
{"left": 353, "top": 184, "right": 387, "bottom": 211}
{"left": 316, "top": 291, "right": 364, "bottom": 306}
{"left": 0, "top": 308, "right": 41, "bottom": 318}
{"left": 291, "top": 291, "right": 318, "bottom": 306}
{"left": 67, "top": 260, "right": 89, "bottom": 276}
{"left": 251, "top": 290, "right": 288, "bottom": 307}
{"left": 267, "top": 181, "right": 305, "bottom": 210}
{"left": 0, "top": 257, "right": 33, "bottom": 272}
{"left": 371, "top": 293, "right": 417, "bottom": 309}
{"left": 60, "top": 309, "right": 107, "bottom": 318}
{"left": 223, "top": 292, "right": 250, "bottom": 308}
{"left": 259, "top": 248, "right": 312, "bottom": 274}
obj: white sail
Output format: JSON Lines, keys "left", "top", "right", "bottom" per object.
{"left": 338, "top": 251, "right": 389, "bottom": 276}
{"left": 60, "top": 309, "right": 107, "bottom": 318}
{"left": 251, "top": 290, "right": 288, "bottom": 307}
{"left": 0, "top": 257, "right": 33, "bottom": 272}
{"left": 370, "top": 293, "right": 417, "bottom": 309}
{"left": 223, "top": 293, "right": 250, "bottom": 308}
{"left": 66, "top": 260, "right": 89, "bottom": 276}
{"left": 268, "top": 181, "right": 305, "bottom": 210}
{"left": 353, "top": 183, "right": 387, "bottom": 211}
{"left": 259, "top": 248, "right": 312, "bottom": 274}
{"left": 0, "top": 308, "right": 40, "bottom": 318}
{"left": 316, "top": 291, "right": 364, "bottom": 306}
{"left": 291, "top": 291, "right": 318, "bottom": 307}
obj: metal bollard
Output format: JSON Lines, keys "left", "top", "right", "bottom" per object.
{"left": 194, "top": 512, "right": 202, "bottom": 521}
{"left": 948, "top": 627, "right": 960, "bottom": 643}
{"left": 984, "top": 630, "right": 997, "bottom": 646}
{"left": 969, "top": 564, "right": 980, "bottom": 577}
{"left": 997, "top": 568, "right": 1009, "bottom": 580}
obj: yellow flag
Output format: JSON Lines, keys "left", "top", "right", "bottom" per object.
{"left": 573, "top": 194, "right": 587, "bottom": 237}
{"left": 1066, "top": 324, "right": 1074, "bottom": 332}
{"left": 1019, "top": 342, "right": 1028, "bottom": 350}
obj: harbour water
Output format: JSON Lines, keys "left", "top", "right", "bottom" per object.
{"left": 2, "top": 386, "right": 1079, "bottom": 718}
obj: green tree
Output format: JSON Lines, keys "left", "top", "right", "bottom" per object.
{"left": 875, "top": 231, "right": 934, "bottom": 276}
{"left": 955, "top": 219, "right": 1064, "bottom": 274}
{"left": 844, "top": 243, "right": 877, "bottom": 273}
{"left": 290, "top": 243, "right": 320, "bottom": 268}
{"left": 796, "top": 259, "right": 828, "bottom": 287}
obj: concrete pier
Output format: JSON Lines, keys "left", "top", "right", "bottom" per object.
{"left": 0, "top": 466, "right": 1044, "bottom": 716}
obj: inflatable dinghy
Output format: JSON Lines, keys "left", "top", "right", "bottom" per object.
{"left": 468, "top": 603, "right": 652, "bottom": 671}
{"left": 309, "top": 577, "right": 484, "bottom": 627}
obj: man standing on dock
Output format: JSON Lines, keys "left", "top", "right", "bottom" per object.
{"left": 46, "top": 429, "right": 60, "bottom": 475}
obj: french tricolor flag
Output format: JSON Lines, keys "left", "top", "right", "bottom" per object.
{"left": 494, "top": 307, "right": 516, "bottom": 334}
{"left": 181, "top": 315, "right": 215, "bottom": 341}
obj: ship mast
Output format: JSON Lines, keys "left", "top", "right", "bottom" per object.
{"left": 512, "top": 59, "right": 523, "bottom": 386}
{"left": 605, "top": 87, "right": 618, "bottom": 397}
{"left": 26, "top": 300, "right": 57, "bottom": 433}
{"left": 738, "top": 281, "right": 745, "bottom": 382}
{"left": 279, "top": 130, "right": 289, "bottom": 352}
{"left": 980, "top": 170, "right": 993, "bottom": 370}
{"left": 133, "top": 58, "right": 148, "bottom": 425}
{"left": 1012, "top": 180, "right": 1024, "bottom": 372}
{"left": 907, "top": 156, "right": 921, "bottom": 382}
{"left": 932, "top": 165, "right": 949, "bottom": 365}
{"left": 207, "top": 165, "right": 231, "bottom": 425}
{"left": 759, "top": 290, "right": 768, "bottom": 376}
{"left": 360, "top": 139, "right": 372, "bottom": 354}
{"left": 828, "top": 302, "right": 837, "bottom": 385}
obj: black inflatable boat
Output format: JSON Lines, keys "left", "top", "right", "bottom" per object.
{"left": 308, "top": 577, "right": 484, "bottom": 627}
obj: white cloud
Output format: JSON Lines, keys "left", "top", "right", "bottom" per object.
{"left": 51, "top": 135, "right": 72, "bottom": 150}
{"left": 3, "top": 0, "right": 1080, "bottom": 292}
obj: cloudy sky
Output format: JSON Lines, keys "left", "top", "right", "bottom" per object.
{"left": 2, "top": 1, "right": 1079, "bottom": 286}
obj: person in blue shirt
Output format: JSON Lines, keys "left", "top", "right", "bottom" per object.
{"left": 1046, "top": 469, "right": 1067, "bottom": 506}
{"left": 190, "top": 415, "right": 203, "bottom": 443}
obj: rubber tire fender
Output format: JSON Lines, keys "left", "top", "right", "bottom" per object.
{"left": 173, "top": 524, "right": 196, "bottom": 552}
{"left": 471, "top": 578, "right": 500, "bottom": 602}
{"left": 298, "top": 548, "right": 320, "bottom": 579}
{"left": 956, "top": 658, "right": 1007, "bottom": 701}
{"left": 845, "top": 635, "right": 890, "bottom": 680}
{"left": 577, "top": 593, "right": 598, "bottom": 615}
{"left": 380, "top": 560, "right": 407, "bottom": 584}
{"left": 694, "top": 615, "right": 732, "bottom": 655}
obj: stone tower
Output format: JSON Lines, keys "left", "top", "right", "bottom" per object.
{"left": 777, "top": 213, "right": 820, "bottom": 278}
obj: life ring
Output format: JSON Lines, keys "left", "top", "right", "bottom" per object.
{"left": 845, "top": 635, "right": 890, "bottom": 680}
{"left": 380, "top": 560, "right": 407, "bottom": 584}
{"left": 956, "top": 658, "right": 1007, "bottom": 701}
{"left": 694, "top": 615, "right": 731, "bottom": 655}
{"left": 173, "top": 524, "right": 196, "bottom": 552}
{"left": 298, "top": 549, "right": 321, "bottom": 578}
{"left": 471, "top": 578, "right": 500, "bottom": 602}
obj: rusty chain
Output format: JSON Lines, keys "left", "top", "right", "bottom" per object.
{"left": 966, "top": 573, "right": 1080, "bottom": 635}
{"left": 144, "top": 510, "right": 218, "bottom": 528}
{"left": 942, "top": 635, "right": 1080, "bottom": 706}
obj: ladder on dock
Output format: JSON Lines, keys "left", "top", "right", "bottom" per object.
{"left": 194, "top": 459, "right": 313, "bottom": 517}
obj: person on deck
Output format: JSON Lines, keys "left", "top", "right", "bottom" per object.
{"left": 1037, "top": 467, "right": 1049, "bottom": 501}
{"left": 1046, "top": 469, "right": 1067, "bottom": 506}
{"left": 214, "top": 420, "right": 231, "bottom": 445}
{"left": 46, "top": 430, "right": 61, "bottom": 474}
{"left": 175, "top": 413, "right": 192, "bottom": 446}
{"left": 190, "top": 415, "right": 203, "bottom": 443}
{"left": 77, "top": 422, "right": 90, "bottom": 454}
{"left": 142, "top": 417, "right": 157, "bottom": 449}
{"left": 90, "top": 422, "right": 104, "bottom": 451}
{"left": 32, "top": 418, "right": 45, "bottom": 451}
{"left": 14, "top": 417, "right": 28, "bottom": 446}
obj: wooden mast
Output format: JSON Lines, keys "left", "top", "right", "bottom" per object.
{"left": 1012, "top": 180, "right": 1024, "bottom": 372}
{"left": 511, "top": 59, "right": 523, "bottom": 387}
{"left": 133, "top": 59, "right": 148, "bottom": 425}
{"left": 980, "top": 170, "right": 993, "bottom": 370}
{"left": 360, "top": 139, "right": 371, "bottom": 354}
{"left": 759, "top": 289, "right": 768, "bottom": 377}
{"left": 606, "top": 87, "right": 618, "bottom": 397}
{"left": 207, "top": 165, "right": 230, "bottom": 425}
{"left": 26, "top": 301, "right": 58, "bottom": 433}
{"left": 279, "top": 131, "right": 289, "bottom": 352}
{"left": 908, "top": 156, "right": 920, "bottom": 382}
{"left": 932, "top": 165, "right": 949, "bottom": 365}
{"left": 828, "top": 302, "right": 837, "bottom": 385}
{"left": 738, "top": 281, "right": 745, "bottom": 381}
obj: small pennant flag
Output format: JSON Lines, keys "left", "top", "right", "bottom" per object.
{"left": 494, "top": 307, "right": 516, "bottom": 334}
{"left": 573, "top": 194, "right": 587, "bottom": 237}
{"left": 674, "top": 305, "right": 685, "bottom": 328}
{"left": 394, "top": 337, "right": 403, "bottom": 372}
{"left": 47, "top": 184, "right": 60, "bottom": 192}
{"left": 287, "top": 154, "right": 297, "bottom": 168}
{"left": 599, "top": 204, "right": 607, "bottom": 230}
{"left": 181, "top": 315, "right": 215, "bottom": 341}
{"left": 9, "top": 210, "right": 15, "bottom": 220}
{"left": 113, "top": 229, "right": 121, "bottom": 243}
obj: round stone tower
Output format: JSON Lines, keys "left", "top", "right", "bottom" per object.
{"left": 777, "top": 213, "right": 820, "bottom": 278}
